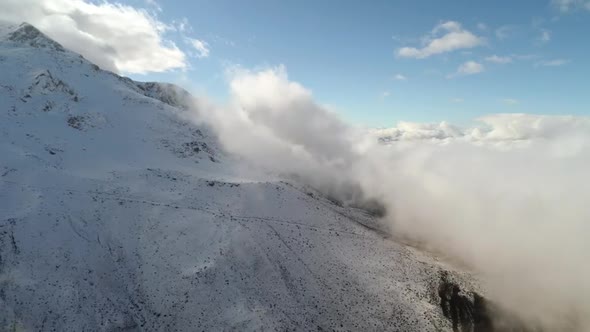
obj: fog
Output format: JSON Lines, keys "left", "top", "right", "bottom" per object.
{"left": 182, "top": 65, "right": 590, "bottom": 330}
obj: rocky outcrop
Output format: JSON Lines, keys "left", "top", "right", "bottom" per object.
{"left": 438, "top": 271, "right": 538, "bottom": 332}
{"left": 7, "top": 23, "right": 65, "bottom": 52}
{"left": 135, "top": 82, "right": 193, "bottom": 110}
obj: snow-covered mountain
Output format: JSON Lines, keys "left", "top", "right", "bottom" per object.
{"left": 0, "top": 22, "right": 527, "bottom": 331}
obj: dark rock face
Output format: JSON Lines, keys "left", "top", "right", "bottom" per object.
{"left": 29, "top": 70, "right": 78, "bottom": 98}
{"left": 8, "top": 23, "right": 65, "bottom": 52}
{"left": 135, "top": 82, "right": 193, "bottom": 109}
{"left": 439, "top": 272, "right": 487, "bottom": 332}
{"left": 438, "top": 271, "right": 536, "bottom": 332}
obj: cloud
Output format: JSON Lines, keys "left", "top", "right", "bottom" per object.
{"left": 451, "top": 98, "right": 464, "bottom": 103}
{"left": 372, "top": 121, "right": 464, "bottom": 141}
{"left": 495, "top": 25, "right": 517, "bottom": 40}
{"left": 172, "top": 17, "right": 192, "bottom": 33}
{"left": 0, "top": 0, "right": 187, "bottom": 74}
{"left": 458, "top": 61, "right": 485, "bottom": 74}
{"left": 187, "top": 38, "right": 210, "bottom": 58}
{"left": 448, "top": 61, "right": 485, "bottom": 78}
{"left": 477, "top": 22, "right": 488, "bottom": 31}
{"left": 538, "top": 29, "right": 551, "bottom": 43}
{"left": 185, "top": 65, "right": 370, "bottom": 208}
{"left": 222, "top": 66, "right": 360, "bottom": 166}
{"left": 181, "top": 65, "right": 590, "bottom": 330}
{"left": 512, "top": 53, "right": 540, "bottom": 61}
{"left": 381, "top": 91, "right": 391, "bottom": 98}
{"left": 485, "top": 55, "right": 513, "bottom": 64}
{"left": 536, "top": 59, "right": 570, "bottom": 66}
{"left": 396, "top": 21, "right": 484, "bottom": 59}
{"left": 551, "top": 0, "right": 590, "bottom": 12}
{"left": 372, "top": 114, "right": 589, "bottom": 140}
{"left": 502, "top": 98, "right": 519, "bottom": 105}
{"left": 372, "top": 114, "right": 590, "bottom": 149}
{"left": 144, "top": 0, "right": 162, "bottom": 12}
{"left": 393, "top": 74, "right": 407, "bottom": 80}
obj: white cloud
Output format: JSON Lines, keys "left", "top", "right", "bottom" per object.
{"left": 448, "top": 61, "right": 485, "bottom": 78}
{"left": 372, "top": 121, "right": 464, "bottom": 141}
{"left": 451, "top": 98, "right": 464, "bottom": 103}
{"left": 186, "top": 65, "right": 590, "bottom": 330}
{"left": 539, "top": 29, "right": 552, "bottom": 43}
{"left": 536, "top": 59, "right": 570, "bottom": 66}
{"left": 513, "top": 54, "right": 540, "bottom": 61}
{"left": 552, "top": 0, "right": 590, "bottom": 12}
{"left": 381, "top": 91, "right": 391, "bottom": 98}
{"left": 172, "top": 17, "right": 192, "bottom": 33}
{"left": 502, "top": 98, "right": 519, "bottom": 105}
{"left": 459, "top": 61, "right": 485, "bottom": 74}
{"left": 495, "top": 25, "right": 516, "bottom": 40}
{"left": 393, "top": 74, "right": 407, "bottom": 80}
{"left": 396, "top": 21, "right": 484, "bottom": 59}
{"left": 477, "top": 22, "right": 488, "bottom": 30}
{"left": 0, "top": 0, "right": 187, "bottom": 74}
{"left": 144, "top": 0, "right": 162, "bottom": 12}
{"left": 372, "top": 114, "right": 590, "bottom": 144}
{"left": 187, "top": 38, "right": 210, "bottom": 58}
{"left": 485, "top": 55, "right": 513, "bottom": 64}
{"left": 214, "top": 65, "right": 359, "bottom": 168}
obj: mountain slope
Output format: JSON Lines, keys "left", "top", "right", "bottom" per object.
{"left": 1, "top": 23, "right": 496, "bottom": 331}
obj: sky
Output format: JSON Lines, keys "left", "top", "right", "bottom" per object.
{"left": 2, "top": 0, "right": 589, "bottom": 126}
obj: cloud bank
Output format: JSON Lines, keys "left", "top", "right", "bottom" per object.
{"left": 0, "top": 0, "right": 187, "bottom": 74}
{"left": 183, "top": 66, "right": 590, "bottom": 330}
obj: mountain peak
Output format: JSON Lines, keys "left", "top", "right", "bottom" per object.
{"left": 3, "top": 22, "right": 65, "bottom": 52}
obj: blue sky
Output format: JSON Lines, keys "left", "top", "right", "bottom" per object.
{"left": 128, "top": 0, "right": 589, "bottom": 127}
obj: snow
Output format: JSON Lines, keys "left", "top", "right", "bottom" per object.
{"left": 0, "top": 23, "right": 477, "bottom": 331}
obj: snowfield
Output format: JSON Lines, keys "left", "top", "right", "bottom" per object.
{"left": 0, "top": 23, "right": 506, "bottom": 331}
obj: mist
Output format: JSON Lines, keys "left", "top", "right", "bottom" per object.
{"left": 181, "top": 66, "right": 590, "bottom": 330}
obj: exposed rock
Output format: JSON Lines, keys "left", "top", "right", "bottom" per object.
{"left": 438, "top": 271, "right": 537, "bottom": 332}
{"left": 7, "top": 23, "right": 65, "bottom": 52}
{"left": 27, "top": 70, "right": 77, "bottom": 99}
{"left": 135, "top": 82, "right": 193, "bottom": 109}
